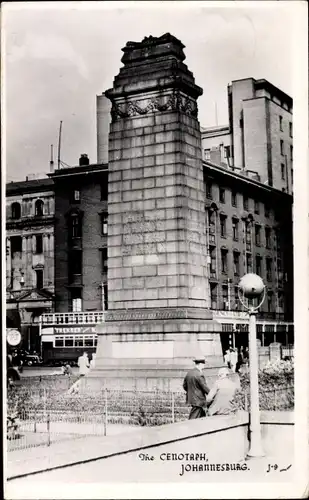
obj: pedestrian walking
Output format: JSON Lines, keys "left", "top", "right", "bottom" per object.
{"left": 206, "top": 367, "right": 237, "bottom": 416}
{"left": 78, "top": 352, "right": 90, "bottom": 377}
{"left": 230, "top": 348, "right": 238, "bottom": 372}
{"left": 183, "top": 356, "right": 210, "bottom": 419}
{"left": 224, "top": 348, "right": 231, "bottom": 369}
{"left": 236, "top": 347, "right": 243, "bottom": 373}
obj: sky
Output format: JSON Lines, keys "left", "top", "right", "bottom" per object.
{"left": 3, "top": 1, "right": 297, "bottom": 181}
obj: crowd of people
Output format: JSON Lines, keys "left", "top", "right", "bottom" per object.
{"left": 223, "top": 346, "right": 249, "bottom": 373}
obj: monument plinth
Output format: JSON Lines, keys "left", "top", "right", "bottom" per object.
{"left": 89, "top": 34, "right": 222, "bottom": 390}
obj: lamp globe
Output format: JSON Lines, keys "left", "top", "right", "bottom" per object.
{"left": 238, "top": 273, "right": 264, "bottom": 299}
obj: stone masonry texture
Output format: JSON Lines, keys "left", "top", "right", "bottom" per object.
{"left": 105, "top": 33, "right": 210, "bottom": 312}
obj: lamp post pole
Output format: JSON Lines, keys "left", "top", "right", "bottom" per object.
{"left": 238, "top": 273, "right": 265, "bottom": 460}
{"left": 247, "top": 308, "right": 265, "bottom": 458}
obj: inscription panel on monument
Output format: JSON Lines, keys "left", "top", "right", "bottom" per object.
{"left": 122, "top": 211, "right": 166, "bottom": 255}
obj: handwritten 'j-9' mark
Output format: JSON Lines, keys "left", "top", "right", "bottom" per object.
{"left": 266, "top": 464, "right": 292, "bottom": 473}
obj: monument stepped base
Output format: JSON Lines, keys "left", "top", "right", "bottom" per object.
{"left": 80, "top": 355, "right": 224, "bottom": 392}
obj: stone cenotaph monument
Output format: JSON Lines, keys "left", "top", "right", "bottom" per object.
{"left": 88, "top": 34, "right": 222, "bottom": 391}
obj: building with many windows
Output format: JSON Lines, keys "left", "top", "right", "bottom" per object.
{"left": 203, "top": 159, "right": 293, "bottom": 328}
{"left": 6, "top": 177, "right": 55, "bottom": 352}
{"left": 202, "top": 78, "right": 293, "bottom": 194}
{"left": 50, "top": 155, "right": 108, "bottom": 313}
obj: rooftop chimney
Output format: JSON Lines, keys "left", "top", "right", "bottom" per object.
{"left": 50, "top": 144, "right": 54, "bottom": 173}
{"left": 79, "top": 154, "right": 89, "bottom": 166}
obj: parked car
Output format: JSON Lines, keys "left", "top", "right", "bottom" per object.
{"left": 23, "top": 353, "right": 42, "bottom": 366}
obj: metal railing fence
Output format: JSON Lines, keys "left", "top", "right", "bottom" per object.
{"left": 7, "top": 384, "right": 294, "bottom": 452}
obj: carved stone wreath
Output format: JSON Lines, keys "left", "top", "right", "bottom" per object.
{"left": 111, "top": 92, "right": 198, "bottom": 122}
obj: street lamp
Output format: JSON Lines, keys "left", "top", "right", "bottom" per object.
{"left": 238, "top": 273, "right": 266, "bottom": 459}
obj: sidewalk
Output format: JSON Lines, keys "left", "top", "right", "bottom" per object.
{"left": 6, "top": 413, "right": 294, "bottom": 484}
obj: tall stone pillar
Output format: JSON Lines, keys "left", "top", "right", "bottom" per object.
{"left": 91, "top": 34, "right": 222, "bottom": 391}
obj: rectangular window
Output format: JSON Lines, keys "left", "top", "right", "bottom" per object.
{"left": 208, "top": 211, "right": 215, "bottom": 235}
{"left": 267, "top": 292, "right": 273, "bottom": 312}
{"left": 243, "top": 195, "right": 249, "bottom": 211}
{"left": 233, "top": 251, "right": 240, "bottom": 275}
{"left": 274, "top": 228, "right": 281, "bottom": 250}
{"left": 101, "top": 182, "right": 108, "bottom": 201}
{"left": 256, "top": 256, "right": 262, "bottom": 276}
{"left": 220, "top": 215, "right": 227, "bottom": 238}
{"left": 289, "top": 122, "right": 293, "bottom": 138}
{"left": 281, "top": 163, "right": 285, "bottom": 180}
{"left": 210, "top": 248, "right": 216, "bottom": 274}
{"left": 204, "top": 149, "right": 211, "bottom": 160}
{"left": 222, "top": 285, "right": 228, "bottom": 310}
{"left": 221, "top": 249, "right": 228, "bottom": 274}
{"left": 231, "top": 191, "right": 237, "bottom": 207}
{"left": 255, "top": 225, "right": 261, "bottom": 246}
{"left": 70, "top": 289, "right": 82, "bottom": 312}
{"left": 266, "top": 258, "right": 272, "bottom": 281}
{"left": 35, "top": 234, "right": 43, "bottom": 254}
{"left": 75, "top": 337, "right": 84, "bottom": 347}
{"left": 64, "top": 337, "right": 74, "bottom": 347}
{"left": 85, "top": 336, "right": 94, "bottom": 347}
{"left": 35, "top": 269, "right": 43, "bottom": 289}
{"left": 55, "top": 337, "right": 64, "bottom": 347}
{"left": 71, "top": 190, "right": 80, "bottom": 203}
{"left": 279, "top": 115, "right": 283, "bottom": 131}
{"left": 264, "top": 203, "right": 270, "bottom": 218}
{"left": 291, "top": 168, "right": 294, "bottom": 185}
{"left": 280, "top": 139, "right": 284, "bottom": 156}
{"left": 254, "top": 200, "right": 259, "bottom": 214}
{"left": 265, "top": 227, "right": 271, "bottom": 249}
{"left": 219, "top": 188, "right": 225, "bottom": 203}
{"left": 11, "top": 236, "right": 22, "bottom": 254}
{"left": 210, "top": 284, "right": 217, "bottom": 309}
{"left": 246, "top": 253, "right": 252, "bottom": 273}
{"left": 101, "top": 213, "right": 108, "bottom": 235}
{"left": 278, "top": 292, "right": 284, "bottom": 309}
{"left": 70, "top": 215, "right": 82, "bottom": 239}
{"left": 232, "top": 218, "right": 239, "bottom": 241}
{"left": 101, "top": 248, "right": 108, "bottom": 273}
{"left": 206, "top": 181, "right": 213, "bottom": 199}
{"left": 69, "top": 250, "right": 82, "bottom": 279}
{"left": 245, "top": 224, "right": 251, "bottom": 247}
{"left": 290, "top": 145, "right": 293, "bottom": 162}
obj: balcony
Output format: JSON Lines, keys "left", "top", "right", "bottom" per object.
{"left": 41, "top": 311, "right": 105, "bottom": 325}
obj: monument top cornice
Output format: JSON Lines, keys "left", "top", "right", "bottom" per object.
{"left": 121, "top": 33, "right": 186, "bottom": 64}
{"left": 105, "top": 33, "right": 203, "bottom": 101}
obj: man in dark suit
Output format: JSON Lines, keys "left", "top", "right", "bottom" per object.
{"left": 183, "top": 357, "right": 210, "bottom": 419}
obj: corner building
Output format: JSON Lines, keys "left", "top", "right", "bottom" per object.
{"left": 6, "top": 177, "right": 55, "bottom": 352}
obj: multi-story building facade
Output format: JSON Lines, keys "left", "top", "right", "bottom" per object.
{"left": 6, "top": 177, "right": 55, "bottom": 352}
{"left": 203, "top": 159, "right": 293, "bottom": 350}
{"left": 202, "top": 78, "right": 293, "bottom": 194}
{"left": 50, "top": 155, "right": 108, "bottom": 313}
